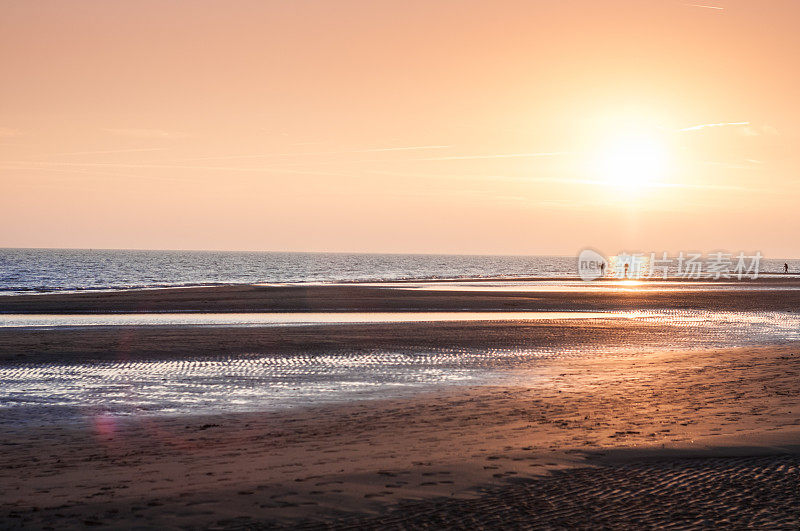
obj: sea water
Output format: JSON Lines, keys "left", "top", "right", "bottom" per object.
{"left": 2, "top": 248, "right": 799, "bottom": 295}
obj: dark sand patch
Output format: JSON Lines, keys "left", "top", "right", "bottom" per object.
{"left": 304, "top": 454, "right": 800, "bottom": 529}
{"left": 4, "top": 280, "right": 800, "bottom": 314}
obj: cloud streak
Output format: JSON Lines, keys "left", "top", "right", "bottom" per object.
{"left": 371, "top": 170, "right": 768, "bottom": 194}
{"left": 417, "top": 151, "right": 569, "bottom": 161}
{"left": 179, "top": 145, "right": 451, "bottom": 162}
{"left": 358, "top": 145, "right": 451, "bottom": 153}
{"left": 678, "top": 122, "right": 749, "bottom": 132}
{"left": 105, "top": 128, "right": 182, "bottom": 139}
{"left": 683, "top": 3, "right": 724, "bottom": 11}
{"left": 0, "top": 127, "right": 22, "bottom": 138}
{"left": 37, "top": 148, "right": 168, "bottom": 158}
{"left": 0, "top": 160, "right": 349, "bottom": 178}
{"left": 487, "top": 175, "right": 765, "bottom": 193}
{"left": 0, "top": 164, "right": 185, "bottom": 183}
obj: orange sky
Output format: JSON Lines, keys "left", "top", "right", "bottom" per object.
{"left": 2, "top": 0, "right": 799, "bottom": 256}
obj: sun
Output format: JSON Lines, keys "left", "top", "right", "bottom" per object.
{"left": 595, "top": 133, "right": 668, "bottom": 191}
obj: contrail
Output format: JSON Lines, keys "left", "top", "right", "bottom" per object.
{"left": 0, "top": 164, "right": 190, "bottom": 182}
{"left": 356, "top": 145, "right": 451, "bottom": 152}
{"left": 0, "top": 160, "right": 349, "bottom": 177}
{"left": 370, "top": 171, "right": 769, "bottom": 194}
{"left": 417, "top": 151, "right": 568, "bottom": 161}
{"left": 683, "top": 3, "right": 724, "bottom": 11}
{"left": 178, "top": 145, "right": 451, "bottom": 162}
{"left": 37, "top": 148, "right": 168, "bottom": 157}
{"left": 678, "top": 122, "right": 748, "bottom": 132}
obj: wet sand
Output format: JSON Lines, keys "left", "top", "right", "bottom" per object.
{"left": 4, "top": 280, "right": 800, "bottom": 314}
{"left": 0, "top": 317, "right": 720, "bottom": 363}
{"left": 2, "top": 344, "right": 799, "bottom": 528}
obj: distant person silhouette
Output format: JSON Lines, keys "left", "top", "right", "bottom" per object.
{"left": 785, "top": 263, "right": 789, "bottom": 274}
{"left": 600, "top": 262, "right": 606, "bottom": 276}
{"left": 624, "top": 263, "right": 629, "bottom": 278}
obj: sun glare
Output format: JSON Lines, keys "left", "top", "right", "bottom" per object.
{"left": 595, "top": 134, "right": 668, "bottom": 192}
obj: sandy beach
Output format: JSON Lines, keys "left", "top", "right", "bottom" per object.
{"left": 1, "top": 283, "right": 799, "bottom": 528}
{"left": 1, "top": 342, "right": 799, "bottom": 528}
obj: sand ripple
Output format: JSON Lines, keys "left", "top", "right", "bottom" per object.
{"left": 1, "top": 309, "right": 799, "bottom": 422}
{"left": 305, "top": 455, "right": 800, "bottom": 529}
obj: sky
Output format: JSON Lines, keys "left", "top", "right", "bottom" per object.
{"left": 2, "top": 0, "right": 800, "bottom": 256}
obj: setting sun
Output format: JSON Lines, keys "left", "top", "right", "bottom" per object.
{"left": 596, "top": 133, "right": 669, "bottom": 191}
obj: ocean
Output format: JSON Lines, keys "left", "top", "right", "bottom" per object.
{"left": 0, "top": 249, "right": 579, "bottom": 295}
{"left": 0, "top": 248, "right": 798, "bottom": 295}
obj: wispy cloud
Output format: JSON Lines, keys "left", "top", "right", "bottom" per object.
{"left": 486, "top": 174, "right": 761, "bottom": 192}
{"left": 702, "top": 159, "right": 764, "bottom": 170}
{"left": 105, "top": 128, "right": 182, "bottom": 139}
{"left": 0, "top": 164, "right": 186, "bottom": 182}
{"left": 741, "top": 124, "right": 779, "bottom": 137}
{"left": 677, "top": 121, "right": 779, "bottom": 137}
{"left": 179, "top": 145, "right": 451, "bottom": 162}
{"left": 36, "top": 148, "right": 168, "bottom": 158}
{"left": 483, "top": 175, "right": 604, "bottom": 186}
{"left": 374, "top": 170, "right": 769, "bottom": 195}
{"left": 651, "top": 181, "right": 768, "bottom": 193}
{"left": 0, "top": 127, "right": 22, "bottom": 138}
{"left": 0, "top": 160, "right": 348, "bottom": 177}
{"left": 417, "top": 151, "right": 569, "bottom": 161}
{"left": 678, "top": 121, "right": 748, "bottom": 132}
{"left": 359, "top": 145, "right": 451, "bottom": 153}
{"left": 683, "top": 3, "right": 724, "bottom": 11}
